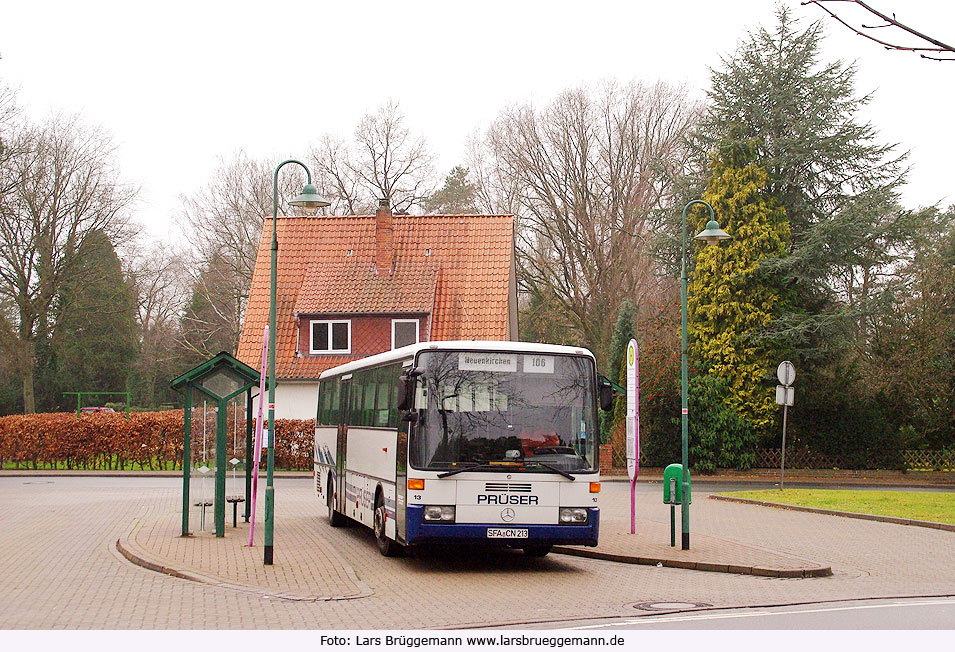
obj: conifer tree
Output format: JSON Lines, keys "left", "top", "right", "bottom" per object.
{"left": 697, "top": 6, "right": 906, "bottom": 353}
{"left": 50, "top": 230, "right": 138, "bottom": 407}
{"left": 689, "top": 136, "right": 788, "bottom": 437}
{"left": 422, "top": 166, "right": 478, "bottom": 214}
{"left": 600, "top": 300, "right": 636, "bottom": 444}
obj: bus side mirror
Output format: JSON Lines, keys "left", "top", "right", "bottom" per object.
{"left": 397, "top": 368, "right": 421, "bottom": 411}
{"left": 598, "top": 381, "right": 613, "bottom": 412}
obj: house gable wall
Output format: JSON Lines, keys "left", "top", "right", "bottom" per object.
{"left": 297, "top": 313, "right": 431, "bottom": 358}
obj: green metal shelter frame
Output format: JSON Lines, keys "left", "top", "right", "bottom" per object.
{"left": 170, "top": 352, "right": 264, "bottom": 538}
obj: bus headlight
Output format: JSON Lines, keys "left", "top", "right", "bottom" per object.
{"left": 423, "top": 506, "right": 455, "bottom": 522}
{"left": 559, "top": 508, "right": 588, "bottom": 524}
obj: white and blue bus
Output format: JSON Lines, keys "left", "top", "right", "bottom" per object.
{"left": 314, "top": 341, "right": 612, "bottom": 557}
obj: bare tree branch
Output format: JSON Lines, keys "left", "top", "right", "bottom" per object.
{"left": 803, "top": 0, "right": 955, "bottom": 60}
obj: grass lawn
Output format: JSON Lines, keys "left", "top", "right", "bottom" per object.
{"left": 719, "top": 489, "right": 955, "bottom": 525}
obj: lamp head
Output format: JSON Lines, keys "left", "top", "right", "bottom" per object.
{"left": 695, "top": 220, "right": 732, "bottom": 245}
{"left": 290, "top": 183, "right": 331, "bottom": 215}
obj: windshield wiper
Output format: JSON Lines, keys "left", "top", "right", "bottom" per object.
{"left": 436, "top": 460, "right": 577, "bottom": 480}
{"left": 525, "top": 461, "right": 576, "bottom": 481}
{"left": 436, "top": 462, "right": 496, "bottom": 479}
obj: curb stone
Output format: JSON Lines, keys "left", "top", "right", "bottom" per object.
{"left": 116, "top": 531, "right": 374, "bottom": 602}
{"left": 551, "top": 545, "right": 832, "bottom": 578}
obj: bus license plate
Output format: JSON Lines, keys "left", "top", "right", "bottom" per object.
{"left": 487, "top": 528, "right": 528, "bottom": 539}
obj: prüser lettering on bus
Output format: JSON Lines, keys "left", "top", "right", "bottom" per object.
{"left": 476, "top": 494, "right": 539, "bottom": 505}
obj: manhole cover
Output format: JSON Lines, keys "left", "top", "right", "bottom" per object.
{"left": 631, "top": 601, "right": 712, "bottom": 611}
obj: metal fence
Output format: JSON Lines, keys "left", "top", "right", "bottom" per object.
{"left": 608, "top": 445, "right": 955, "bottom": 471}
{"left": 751, "top": 447, "right": 846, "bottom": 470}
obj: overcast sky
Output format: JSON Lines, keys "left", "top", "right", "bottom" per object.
{"left": 2, "top": 0, "right": 952, "bottom": 241}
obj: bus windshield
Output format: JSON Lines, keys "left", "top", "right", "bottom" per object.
{"left": 409, "top": 350, "right": 598, "bottom": 473}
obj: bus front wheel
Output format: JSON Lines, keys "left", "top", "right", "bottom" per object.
{"left": 327, "top": 477, "right": 345, "bottom": 527}
{"left": 374, "top": 494, "right": 402, "bottom": 557}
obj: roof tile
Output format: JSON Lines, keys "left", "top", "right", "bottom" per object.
{"left": 237, "top": 214, "right": 514, "bottom": 379}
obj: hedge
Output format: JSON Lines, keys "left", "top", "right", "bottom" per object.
{"left": 0, "top": 411, "right": 315, "bottom": 471}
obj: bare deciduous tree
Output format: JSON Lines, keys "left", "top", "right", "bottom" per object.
{"left": 0, "top": 114, "right": 136, "bottom": 412}
{"left": 310, "top": 134, "right": 368, "bottom": 215}
{"left": 125, "top": 240, "right": 190, "bottom": 405}
{"left": 467, "top": 128, "right": 520, "bottom": 216}
{"left": 178, "top": 252, "right": 246, "bottom": 363}
{"left": 311, "top": 100, "right": 436, "bottom": 214}
{"left": 178, "top": 150, "right": 305, "bottom": 294}
{"left": 0, "top": 81, "right": 24, "bottom": 209}
{"left": 473, "top": 81, "right": 699, "bottom": 366}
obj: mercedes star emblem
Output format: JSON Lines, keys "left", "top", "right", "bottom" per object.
{"left": 501, "top": 508, "right": 515, "bottom": 522}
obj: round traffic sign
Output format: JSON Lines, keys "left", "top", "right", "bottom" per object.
{"left": 777, "top": 361, "right": 795, "bottom": 386}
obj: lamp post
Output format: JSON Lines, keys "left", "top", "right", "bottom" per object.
{"left": 679, "top": 199, "right": 731, "bottom": 550}
{"left": 265, "top": 160, "right": 329, "bottom": 565}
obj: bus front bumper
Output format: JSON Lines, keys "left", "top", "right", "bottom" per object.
{"left": 404, "top": 506, "right": 599, "bottom": 547}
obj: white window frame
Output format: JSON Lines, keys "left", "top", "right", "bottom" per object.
{"left": 391, "top": 318, "right": 419, "bottom": 350}
{"left": 310, "top": 319, "right": 351, "bottom": 354}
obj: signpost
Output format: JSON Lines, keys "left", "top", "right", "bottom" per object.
{"left": 775, "top": 361, "right": 795, "bottom": 490}
{"left": 626, "top": 339, "right": 640, "bottom": 534}
{"left": 249, "top": 326, "right": 269, "bottom": 547}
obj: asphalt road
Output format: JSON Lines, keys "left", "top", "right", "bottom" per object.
{"left": 508, "top": 597, "right": 955, "bottom": 629}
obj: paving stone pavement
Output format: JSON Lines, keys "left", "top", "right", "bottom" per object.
{"left": 118, "top": 501, "right": 371, "bottom": 601}
{"left": 558, "top": 494, "right": 830, "bottom": 576}
{"left": 1, "top": 476, "right": 954, "bottom": 629}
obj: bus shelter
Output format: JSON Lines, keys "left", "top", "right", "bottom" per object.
{"left": 170, "top": 352, "right": 263, "bottom": 538}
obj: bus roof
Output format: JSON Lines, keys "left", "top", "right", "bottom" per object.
{"left": 317, "top": 341, "right": 596, "bottom": 380}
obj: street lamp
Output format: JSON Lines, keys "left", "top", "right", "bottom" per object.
{"left": 265, "top": 160, "right": 330, "bottom": 565}
{"left": 679, "top": 199, "right": 730, "bottom": 550}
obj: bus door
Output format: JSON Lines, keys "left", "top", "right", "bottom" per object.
{"left": 396, "top": 415, "right": 409, "bottom": 544}
{"left": 335, "top": 376, "right": 351, "bottom": 514}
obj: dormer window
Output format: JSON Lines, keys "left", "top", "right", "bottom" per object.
{"left": 311, "top": 320, "right": 351, "bottom": 354}
{"left": 392, "top": 319, "right": 419, "bottom": 349}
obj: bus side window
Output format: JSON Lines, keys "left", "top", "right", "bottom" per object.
{"left": 374, "top": 365, "right": 390, "bottom": 427}
{"left": 362, "top": 369, "right": 377, "bottom": 426}
{"left": 328, "top": 380, "right": 340, "bottom": 425}
{"left": 317, "top": 381, "right": 325, "bottom": 424}
{"left": 389, "top": 364, "right": 401, "bottom": 429}
{"left": 350, "top": 372, "right": 364, "bottom": 426}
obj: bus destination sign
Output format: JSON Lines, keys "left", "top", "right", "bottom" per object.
{"left": 459, "top": 352, "right": 517, "bottom": 372}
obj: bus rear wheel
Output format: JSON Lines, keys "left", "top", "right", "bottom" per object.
{"left": 327, "top": 477, "right": 345, "bottom": 527}
{"left": 522, "top": 544, "right": 552, "bottom": 557}
{"left": 374, "top": 495, "right": 402, "bottom": 557}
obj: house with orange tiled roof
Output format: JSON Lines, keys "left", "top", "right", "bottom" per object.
{"left": 235, "top": 200, "right": 517, "bottom": 419}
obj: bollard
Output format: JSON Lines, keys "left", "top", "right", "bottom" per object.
{"left": 669, "top": 477, "right": 676, "bottom": 547}
{"left": 195, "top": 500, "right": 213, "bottom": 531}
{"left": 227, "top": 496, "right": 245, "bottom": 528}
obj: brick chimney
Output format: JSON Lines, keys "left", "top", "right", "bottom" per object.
{"left": 375, "top": 198, "right": 394, "bottom": 275}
